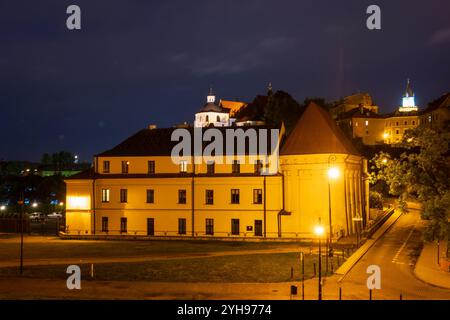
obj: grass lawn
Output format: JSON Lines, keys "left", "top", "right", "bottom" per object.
{"left": 0, "top": 252, "right": 335, "bottom": 283}
{"left": 0, "top": 235, "right": 312, "bottom": 261}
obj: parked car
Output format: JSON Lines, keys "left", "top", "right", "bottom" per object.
{"left": 29, "top": 212, "right": 44, "bottom": 222}
{"left": 47, "top": 212, "right": 63, "bottom": 219}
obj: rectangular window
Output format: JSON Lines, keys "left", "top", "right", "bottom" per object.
{"left": 120, "top": 217, "right": 127, "bottom": 233}
{"left": 231, "top": 189, "right": 240, "bottom": 204}
{"left": 254, "top": 160, "right": 263, "bottom": 174}
{"left": 255, "top": 220, "right": 263, "bottom": 236}
{"left": 147, "top": 218, "right": 154, "bottom": 236}
{"left": 101, "top": 189, "right": 110, "bottom": 203}
{"left": 206, "top": 218, "right": 214, "bottom": 235}
{"left": 103, "top": 161, "right": 110, "bottom": 173}
{"left": 120, "top": 189, "right": 128, "bottom": 203}
{"left": 178, "top": 189, "right": 187, "bottom": 204}
{"left": 146, "top": 189, "right": 154, "bottom": 203}
{"left": 231, "top": 219, "right": 240, "bottom": 235}
{"left": 205, "top": 190, "right": 214, "bottom": 205}
{"left": 180, "top": 160, "right": 188, "bottom": 173}
{"left": 232, "top": 160, "right": 240, "bottom": 174}
{"left": 101, "top": 217, "right": 108, "bottom": 232}
{"left": 148, "top": 161, "right": 155, "bottom": 174}
{"left": 253, "top": 189, "right": 263, "bottom": 204}
{"left": 178, "top": 218, "right": 186, "bottom": 235}
{"left": 207, "top": 161, "right": 215, "bottom": 174}
{"left": 121, "top": 161, "right": 129, "bottom": 174}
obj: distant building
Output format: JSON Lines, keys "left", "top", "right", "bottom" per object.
{"left": 336, "top": 80, "right": 422, "bottom": 145}
{"left": 398, "top": 79, "right": 419, "bottom": 113}
{"left": 194, "top": 89, "right": 233, "bottom": 127}
{"left": 330, "top": 93, "right": 379, "bottom": 120}
{"left": 420, "top": 93, "right": 450, "bottom": 130}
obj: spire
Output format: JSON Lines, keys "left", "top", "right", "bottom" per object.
{"left": 404, "top": 78, "right": 414, "bottom": 98}
{"left": 267, "top": 82, "right": 273, "bottom": 95}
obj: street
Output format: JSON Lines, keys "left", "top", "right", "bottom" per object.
{"left": 322, "top": 206, "right": 450, "bottom": 300}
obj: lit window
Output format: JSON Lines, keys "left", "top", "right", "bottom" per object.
{"left": 253, "top": 189, "right": 263, "bottom": 204}
{"left": 180, "top": 160, "right": 188, "bottom": 173}
{"left": 365, "top": 120, "right": 369, "bottom": 126}
{"left": 101, "top": 189, "right": 110, "bottom": 203}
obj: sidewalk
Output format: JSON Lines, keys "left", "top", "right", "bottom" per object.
{"left": 414, "top": 242, "right": 450, "bottom": 289}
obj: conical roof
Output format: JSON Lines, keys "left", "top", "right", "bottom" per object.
{"left": 280, "top": 102, "right": 360, "bottom": 156}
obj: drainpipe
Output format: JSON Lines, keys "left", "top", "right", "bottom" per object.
{"left": 278, "top": 173, "right": 286, "bottom": 237}
{"left": 263, "top": 175, "right": 267, "bottom": 238}
{"left": 191, "top": 148, "right": 195, "bottom": 237}
{"left": 344, "top": 155, "right": 350, "bottom": 236}
{"left": 92, "top": 156, "right": 97, "bottom": 235}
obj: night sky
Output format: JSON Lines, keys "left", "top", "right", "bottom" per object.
{"left": 1, "top": 0, "right": 449, "bottom": 162}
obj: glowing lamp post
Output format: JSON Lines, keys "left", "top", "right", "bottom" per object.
{"left": 314, "top": 222, "right": 325, "bottom": 300}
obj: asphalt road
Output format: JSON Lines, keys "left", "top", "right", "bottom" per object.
{"left": 324, "top": 207, "right": 450, "bottom": 300}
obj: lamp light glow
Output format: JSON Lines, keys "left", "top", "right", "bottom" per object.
{"left": 328, "top": 167, "right": 339, "bottom": 179}
{"left": 314, "top": 225, "right": 325, "bottom": 236}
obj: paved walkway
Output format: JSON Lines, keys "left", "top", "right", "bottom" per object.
{"left": 414, "top": 241, "right": 450, "bottom": 289}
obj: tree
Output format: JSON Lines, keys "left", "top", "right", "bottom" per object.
{"left": 371, "top": 126, "right": 450, "bottom": 241}
{"left": 263, "top": 90, "right": 302, "bottom": 133}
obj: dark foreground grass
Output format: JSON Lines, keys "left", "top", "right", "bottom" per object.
{"left": 0, "top": 236, "right": 312, "bottom": 261}
{"left": 0, "top": 252, "right": 337, "bottom": 283}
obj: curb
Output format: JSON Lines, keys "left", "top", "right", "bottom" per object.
{"left": 335, "top": 209, "right": 403, "bottom": 281}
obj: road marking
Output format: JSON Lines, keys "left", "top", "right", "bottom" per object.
{"left": 392, "top": 223, "right": 416, "bottom": 264}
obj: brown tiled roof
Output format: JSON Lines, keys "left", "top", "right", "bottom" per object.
{"left": 64, "top": 167, "right": 95, "bottom": 180}
{"left": 280, "top": 102, "right": 360, "bottom": 156}
{"left": 423, "top": 93, "right": 450, "bottom": 113}
{"left": 96, "top": 125, "right": 280, "bottom": 157}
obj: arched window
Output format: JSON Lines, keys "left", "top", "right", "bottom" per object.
{"left": 217, "top": 115, "right": 220, "bottom": 122}
{"left": 206, "top": 115, "right": 209, "bottom": 122}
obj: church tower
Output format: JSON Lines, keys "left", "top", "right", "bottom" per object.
{"left": 399, "top": 79, "right": 419, "bottom": 112}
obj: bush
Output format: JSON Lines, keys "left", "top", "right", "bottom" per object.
{"left": 369, "top": 191, "right": 383, "bottom": 210}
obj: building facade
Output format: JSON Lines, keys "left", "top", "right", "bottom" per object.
{"left": 65, "top": 102, "right": 369, "bottom": 240}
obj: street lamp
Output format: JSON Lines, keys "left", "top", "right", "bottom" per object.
{"left": 32, "top": 202, "right": 38, "bottom": 208}
{"left": 314, "top": 222, "right": 325, "bottom": 301}
{"left": 0, "top": 205, "right": 6, "bottom": 211}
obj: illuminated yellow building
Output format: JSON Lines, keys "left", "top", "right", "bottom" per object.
{"left": 65, "top": 102, "right": 369, "bottom": 240}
